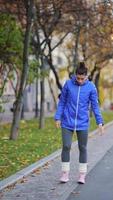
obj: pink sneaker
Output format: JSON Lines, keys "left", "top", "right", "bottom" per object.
{"left": 78, "top": 173, "right": 86, "bottom": 184}
{"left": 60, "top": 171, "right": 69, "bottom": 183}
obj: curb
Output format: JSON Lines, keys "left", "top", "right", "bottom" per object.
{"left": 0, "top": 121, "right": 113, "bottom": 191}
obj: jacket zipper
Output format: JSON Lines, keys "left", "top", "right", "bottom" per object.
{"left": 75, "top": 86, "right": 81, "bottom": 130}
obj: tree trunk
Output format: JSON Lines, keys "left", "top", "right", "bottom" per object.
{"left": 10, "top": 0, "right": 34, "bottom": 140}
{"left": 44, "top": 35, "right": 62, "bottom": 91}
{"left": 73, "top": 26, "right": 81, "bottom": 73}
{"left": 21, "top": 103, "right": 24, "bottom": 119}
{"left": 48, "top": 78, "right": 57, "bottom": 109}
{"left": 47, "top": 57, "right": 62, "bottom": 91}
{"left": 35, "top": 77, "right": 39, "bottom": 118}
{"left": 89, "top": 64, "right": 100, "bottom": 94}
{"left": 39, "top": 77, "right": 45, "bottom": 128}
{"left": 34, "top": 20, "right": 62, "bottom": 92}
{"left": 92, "top": 70, "right": 100, "bottom": 95}
{"left": 89, "top": 64, "right": 101, "bottom": 117}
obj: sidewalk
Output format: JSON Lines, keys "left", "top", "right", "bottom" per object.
{"left": 0, "top": 111, "right": 54, "bottom": 124}
{"left": 0, "top": 122, "right": 113, "bottom": 200}
{"left": 67, "top": 144, "right": 113, "bottom": 200}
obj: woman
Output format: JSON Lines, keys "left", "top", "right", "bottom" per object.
{"left": 54, "top": 62, "right": 104, "bottom": 184}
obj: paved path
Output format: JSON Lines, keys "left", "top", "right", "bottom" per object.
{"left": 0, "top": 111, "right": 54, "bottom": 124}
{"left": 0, "top": 122, "right": 113, "bottom": 200}
{"left": 67, "top": 144, "right": 113, "bottom": 200}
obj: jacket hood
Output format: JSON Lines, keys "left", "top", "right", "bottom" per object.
{"left": 71, "top": 75, "right": 88, "bottom": 85}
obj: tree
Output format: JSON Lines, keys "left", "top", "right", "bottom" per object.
{"left": 78, "top": 1, "right": 113, "bottom": 92}
{"left": 1, "top": 0, "right": 113, "bottom": 134}
{"left": 10, "top": 0, "right": 35, "bottom": 140}
{"left": 0, "top": 13, "right": 23, "bottom": 113}
{"left": 32, "top": 0, "right": 66, "bottom": 128}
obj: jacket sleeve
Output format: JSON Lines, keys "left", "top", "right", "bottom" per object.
{"left": 90, "top": 84, "right": 104, "bottom": 125}
{"left": 54, "top": 81, "right": 68, "bottom": 121}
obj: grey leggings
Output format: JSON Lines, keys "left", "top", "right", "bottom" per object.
{"left": 61, "top": 128, "right": 88, "bottom": 163}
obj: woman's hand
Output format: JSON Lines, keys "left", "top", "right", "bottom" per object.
{"left": 55, "top": 120, "right": 61, "bottom": 128}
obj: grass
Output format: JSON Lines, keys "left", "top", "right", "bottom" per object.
{"left": 0, "top": 111, "right": 113, "bottom": 180}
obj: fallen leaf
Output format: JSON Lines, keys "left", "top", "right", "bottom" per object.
{"left": 71, "top": 191, "right": 81, "bottom": 195}
{"left": 50, "top": 187, "right": 56, "bottom": 191}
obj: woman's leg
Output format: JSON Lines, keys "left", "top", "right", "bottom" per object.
{"left": 76, "top": 130, "right": 88, "bottom": 184}
{"left": 61, "top": 128, "right": 73, "bottom": 163}
{"left": 60, "top": 128, "right": 73, "bottom": 182}
{"left": 76, "top": 130, "right": 88, "bottom": 163}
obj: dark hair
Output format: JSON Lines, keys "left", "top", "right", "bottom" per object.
{"left": 76, "top": 62, "right": 88, "bottom": 75}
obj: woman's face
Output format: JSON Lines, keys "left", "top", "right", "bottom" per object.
{"left": 76, "top": 74, "right": 87, "bottom": 85}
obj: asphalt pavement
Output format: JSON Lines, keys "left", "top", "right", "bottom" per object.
{"left": 67, "top": 144, "right": 113, "bottom": 200}
{"left": 0, "top": 121, "right": 113, "bottom": 200}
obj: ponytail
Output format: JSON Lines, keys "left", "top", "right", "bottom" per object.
{"left": 76, "top": 62, "right": 88, "bottom": 75}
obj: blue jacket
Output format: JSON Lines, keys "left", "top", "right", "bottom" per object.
{"left": 54, "top": 76, "right": 103, "bottom": 130}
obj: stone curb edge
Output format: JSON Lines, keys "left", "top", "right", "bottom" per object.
{"left": 0, "top": 121, "right": 113, "bottom": 191}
